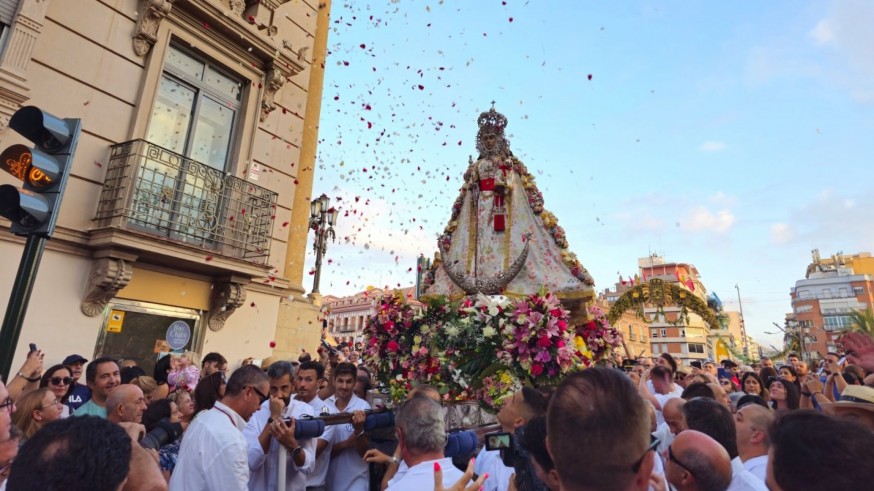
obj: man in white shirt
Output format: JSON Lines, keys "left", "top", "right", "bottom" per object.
{"left": 682, "top": 397, "right": 767, "bottom": 491}
{"left": 294, "top": 360, "right": 335, "bottom": 491}
{"left": 640, "top": 366, "right": 683, "bottom": 426}
{"left": 475, "top": 387, "right": 548, "bottom": 491}
{"left": 170, "top": 365, "right": 270, "bottom": 491}
{"left": 386, "top": 396, "right": 463, "bottom": 490}
{"left": 734, "top": 404, "right": 773, "bottom": 482}
{"left": 245, "top": 360, "right": 316, "bottom": 490}
{"left": 325, "top": 362, "right": 371, "bottom": 491}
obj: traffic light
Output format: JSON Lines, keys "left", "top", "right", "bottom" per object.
{"left": 0, "top": 106, "right": 81, "bottom": 238}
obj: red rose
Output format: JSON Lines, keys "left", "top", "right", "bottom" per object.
{"left": 557, "top": 320, "right": 568, "bottom": 331}
{"left": 557, "top": 340, "right": 565, "bottom": 348}
{"left": 537, "top": 336, "right": 552, "bottom": 348}
{"left": 531, "top": 363, "right": 544, "bottom": 376}
{"left": 386, "top": 340, "right": 400, "bottom": 352}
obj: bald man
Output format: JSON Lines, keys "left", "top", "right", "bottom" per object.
{"left": 106, "top": 384, "right": 147, "bottom": 424}
{"left": 666, "top": 430, "right": 732, "bottom": 491}
{"left": 708, "top": 383, "right": 730, "bottom": 408}
{"left": 734, "top": 405, "right": 774, "bottom": 482}
{"left": 663, "top": 398, "right": 687, "bottom": 436}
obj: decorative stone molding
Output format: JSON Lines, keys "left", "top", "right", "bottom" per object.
{"left": 81, "top": 258, "right": 134, "bottom": 316}
{"left": 208, "top": 280, "right": 247, "bottom": 331}
{"left": 0, "top": 0, "right": 51, "bottom": 129}
{"left": 229, "top": 0, "right": 245, "bottom": 15}
{"left": 133, "top": 0, "right": 176, "bottom": 57}
{"left": 260, "top": 64, "right": 287, "bottom": 122}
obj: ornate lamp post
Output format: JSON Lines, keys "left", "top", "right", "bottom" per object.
{"left": 309, "top": 193, "right": 338, "bottom": 295}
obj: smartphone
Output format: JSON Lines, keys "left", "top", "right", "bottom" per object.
{"left": 484, "top": 432, "right": 512, "bottom": 451}
{"left": 717, "top": 367, "right": 729, "bottom": 380}
{"left": 29, "top": 343, "right": 37, "bottom": 353}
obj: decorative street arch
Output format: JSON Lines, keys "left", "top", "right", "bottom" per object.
{"left": 607, "top": 278, "right": 721, "bottom": 331}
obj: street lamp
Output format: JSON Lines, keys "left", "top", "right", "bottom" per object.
{"left": 309, "top": 193, "right": 338, "bottom": 295}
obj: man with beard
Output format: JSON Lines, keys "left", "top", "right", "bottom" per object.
{"left": 326, "top": 362, "right": 371, "bottom": 491}
{"left": 244, "top": 361, "right": 315, "bottom": 490}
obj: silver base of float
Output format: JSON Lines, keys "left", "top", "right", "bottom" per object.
{"left": 367, "top": 389, "right": 497, "bottom": 429}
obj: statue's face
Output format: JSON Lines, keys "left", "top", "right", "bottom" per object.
{"left": 483, "top": 131, "right": 498, "bottom": 150}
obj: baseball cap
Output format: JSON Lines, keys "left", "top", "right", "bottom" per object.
{"left": 63, "top": 354, "right": 88, "bottom": 365}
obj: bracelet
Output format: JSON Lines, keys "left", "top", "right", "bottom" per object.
{"left": 17, "top": 372, "right": 41, "bottom": 383}
{"left": 356, "top": 430, "right": 367, "bottom": 438}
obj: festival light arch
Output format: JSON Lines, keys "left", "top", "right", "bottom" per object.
{"left": 607, "top": 278, "right": 721, "bottom": 331}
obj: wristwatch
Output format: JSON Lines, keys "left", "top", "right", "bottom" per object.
{"left": 291, "top": 446, "right": 303, "bottom": 459}
{"left": 390, "top": 456, "right": 400, "bottom": 465}
{"left": 17, "top": 372, "right": 41, "bottom": 383}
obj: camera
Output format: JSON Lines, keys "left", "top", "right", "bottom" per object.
{"left": 140, "top": 419, "right": 183, "bottom": 451}
{"left": 485, "top": 432, "right": 513, "bottom": 451}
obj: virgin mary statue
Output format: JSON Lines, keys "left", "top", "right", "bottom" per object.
{"left": 421, "top": 106, "right": 595, "bottom": 318}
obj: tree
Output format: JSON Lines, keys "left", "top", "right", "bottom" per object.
{"left": 848, "top": 308, "right": 874, "bottom": 337}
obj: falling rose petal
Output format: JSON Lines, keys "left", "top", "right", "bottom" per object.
{"left": 205, "top": 256, "right": 214, "bottom": 262}
{"left": 250, "top": 301, "right": 256, "bottom": 307}
{"left": 247, "top": 15, "right": 256, "bottom": 24}
{"left": 360, "top": 43, "right": 366, "bottom": 49}
{"left": 94, "top": 161, "right": 103, "bottom": 168}
{"left": 509, "top": 17, "right": 513, "bottom": 22}
{"left": 417, "top": 84, "right": 424, "bottom": 90}
{"left": 282, "top": 221, "right": 289, "bottom": 227}
{"left": 587, "top": 74, "right": 593, "bottom": 80}
{"left": 269, "top": 340, "right": 276, "bottom": 348}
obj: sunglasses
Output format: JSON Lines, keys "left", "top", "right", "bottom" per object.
{"left": 668, "top": 444, "right": 695, "bottom": 476}
{"left": 50, "top": 376, "right": 74, "bottom": 386}
{"left": 631, "top": 438, "right": 660, "bottom": 473}
{"left": 249, "top": 385, "right": 269, "bottom": 405}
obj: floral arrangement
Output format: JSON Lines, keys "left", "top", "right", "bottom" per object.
{"left": 364, "top": 291, "right": 422, "bottom": 386}
{"left": 365, "top": 290, "right": 619, "bottom": 410}
{"left": 497, "top": 290, "right": 582, "bottom": 386}
{"left": 577, "top": 305, "right": 623, "bottom": 363}
{"left": 476, "top": 368, "right": 522, "bottom": 412}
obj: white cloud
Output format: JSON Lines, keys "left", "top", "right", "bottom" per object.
{"left": 809, "top": 19, "right": 834, "bottom": 45}
{"left": 700, "top": 141, "right": 727, "bottom": 152}
{"left": 681, "top": 206, "right": 736, "bottom": 235}
{"left": 709, "top": 192, "right": 737, "bottom": 207}
{"left": 771, "top": 223, "right": 794, "bottom": 245}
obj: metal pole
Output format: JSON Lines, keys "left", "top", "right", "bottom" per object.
{"left": 0, "top": 234, "right": 48, "bottom": 381}
{"left": 735, "top": 284, "right": 748, "bottom": 357}
{"left": 312, "top": 227, "right": 324, "bottom": 294}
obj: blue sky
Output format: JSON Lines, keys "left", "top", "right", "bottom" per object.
{"left": 304, "top": 1, "right": 874, "bottom": 350}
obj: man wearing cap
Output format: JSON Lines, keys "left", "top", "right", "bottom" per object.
{"left": 821, "top": 385, "right": 874, "bottom": 431}
{"left": 63, "top": 354, "right": 91, "bottom": 412}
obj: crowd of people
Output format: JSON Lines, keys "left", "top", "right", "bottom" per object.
{"left": 0, "top": 330, "right": 872, "bottom": 491}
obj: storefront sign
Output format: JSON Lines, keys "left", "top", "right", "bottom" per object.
{"left": 166, "top": 320, "right": 191, "bottom": 350}
{"left": 107, "top": 310, "right": 125, "bottom": 333}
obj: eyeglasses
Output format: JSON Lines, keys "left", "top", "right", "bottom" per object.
{"left": 668, "top": 444, "right": 695, "bottom": 476}
{"left": 249, "top": 385, "right": 269, "bottom": 405}
{"left": 50, "top": 376, "right": 73, "bottom": 386}
{"left": 631, "top": 438, "right": 659, "bottom": 473}
{"left": 0, "top": 398, "right": 14, "bottom": 413}
{"left": 40, "top": 399, "right": 62, "bottom": 410}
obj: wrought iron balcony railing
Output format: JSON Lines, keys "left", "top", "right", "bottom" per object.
{"left": 94, "top": 140, "right": 277, "bottom": 264}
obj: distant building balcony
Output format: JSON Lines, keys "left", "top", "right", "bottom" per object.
{"left": 94, "top": 140, "right": 277, "bottom": 265}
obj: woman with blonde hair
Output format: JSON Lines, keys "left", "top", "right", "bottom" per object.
{"left": 131, "top": 376, "right": 159, "bottom": 405}
{"left": 11, "top": 388, "right": 64, "bottom": 440}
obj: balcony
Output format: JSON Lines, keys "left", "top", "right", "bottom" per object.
{"left": 94, "top": 140, "right": 277, "bottom": 265}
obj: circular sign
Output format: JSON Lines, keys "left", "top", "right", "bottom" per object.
{"left": 166, "top": 321, "right": 191, "bottom": 350}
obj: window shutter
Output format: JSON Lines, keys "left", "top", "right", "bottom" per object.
{"left": 0, "top": 0, "right": 19, "bottom": 26}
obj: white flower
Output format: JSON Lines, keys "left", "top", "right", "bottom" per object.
{"left": 445, "top": 325, "right": 460, "bottom": 337}
{"left": 483, "top": 326, "right": 497, "bottom": 338}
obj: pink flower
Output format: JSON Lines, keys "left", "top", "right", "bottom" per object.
{"left": 557, "top": 340, "right": 565, "bottom": 348}
{"left": 386, "top": 340, "right": 400, "bottom": 352}
{"left": 531, "top": 363, "right": 544, "bottom": 376}
{"left": 536, "top": 336, "right": 552, "bottom": 348}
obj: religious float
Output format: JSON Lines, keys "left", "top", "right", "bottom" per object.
{"left": 364, "top": 107, "right": 623, "bottom": 424}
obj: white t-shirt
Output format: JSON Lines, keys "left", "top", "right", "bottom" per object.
{"left": 325, "top": 394, "right": 371, "bottom": 491}
{"left": 387, "top": 457, "right": 464, "bottom": 491}
{"left": 244, "top": 399, "right": 316, "bottom": 491}
{"left": 170, "top": 401, "right": 249, "bottom": 491}
{"left": 652, "top": 384, "right": 684, "bottom": 425}
{"left": 474, "top": 448, "right": 514, "bottom": 491}
{"left": 297, "top": 395, "right": 336, "bottom": 488}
